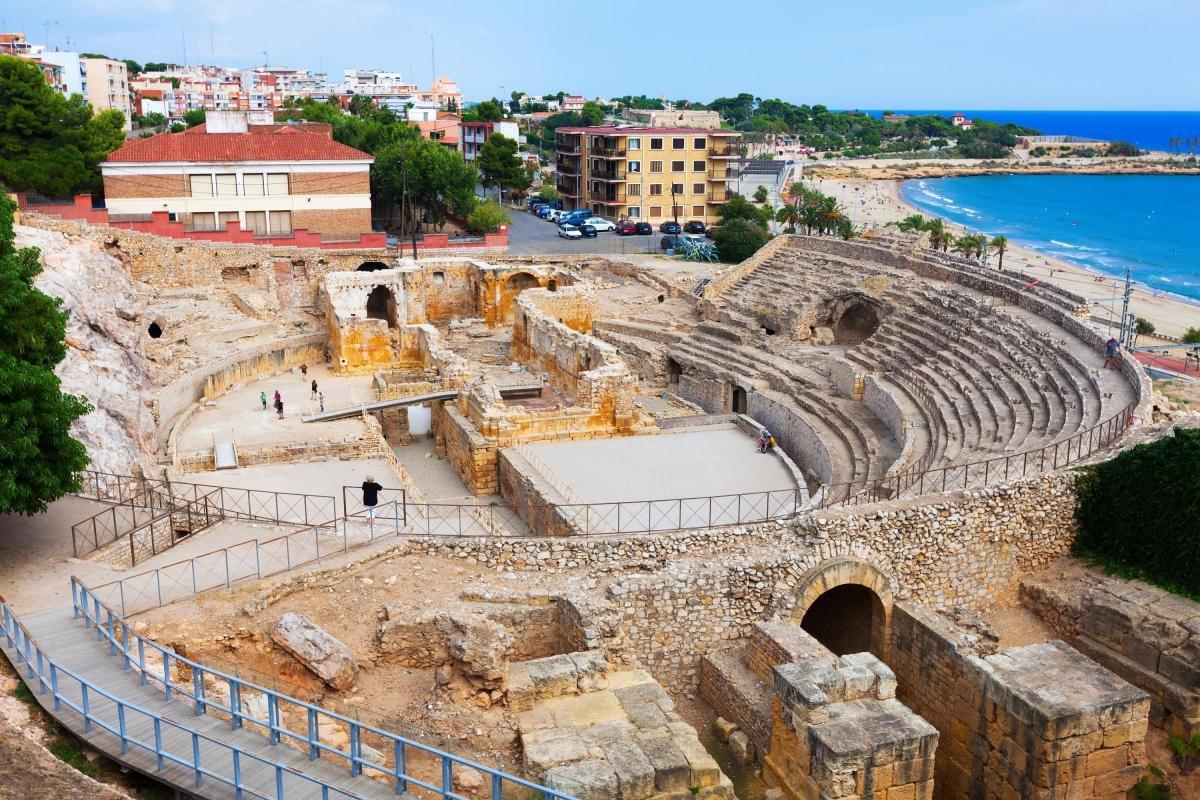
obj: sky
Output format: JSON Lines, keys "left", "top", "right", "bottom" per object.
{"left": 4, "top": 0, "right": 1196, "bottom": 110}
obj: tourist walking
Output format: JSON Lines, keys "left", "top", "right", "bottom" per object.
{"left": 273, "top": 389, "right": 281, "bottom": 407}
{"left": 275, "top": 397, "right": 284, "bottom": 419}
{"left": 300, "top": 363, "right": 308, "bottom": 379}
{"left": 1104, "top": 337, "right": 1120, "bottom": 370}
{"left": 260, "top": 391, "right": 267, "bottom": 410}
{"left": 311, "top": 379, "right": 318, "bottom": 400}
{"left": 361, "top": 474, "right": 383, "bottom": 531}
{"left": 318, "top": 391, "right": 325, "bottom": 413}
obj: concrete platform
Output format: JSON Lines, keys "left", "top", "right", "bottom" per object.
{"left": 516, "top": 424, "right": 796, "bottom": 503}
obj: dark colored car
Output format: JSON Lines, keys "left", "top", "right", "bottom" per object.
{"left": 579, "top": 224, "right": 598, "bottom": 238}
{"left": 634, "top": 221, "right": 653, "bottom": 235}
{"left": 616, "top": 220, "right": 638, "bottom": 235}
{"left": 661, "top": 234, "right": 683, "bottom": 251}
{"left": 684, "top": 220, "right": 706, "bottom": 234}
{"left": 659, "top": 221, "right": 682, "bottom": 234}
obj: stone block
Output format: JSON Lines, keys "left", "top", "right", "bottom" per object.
{"left": 605, "top": 734, "right": 657, "bottom": 800}
{"left": 636, "top": 733, "right": 692, "bottom": 792}
{"left": 674, "top": 733, "right": 721, "bottom": 788}
{"left": 544, "top": 759, "right": 620, "bottom": 800}
{"left": 713, "top": 717, "right": 739, "bottom": 743}
{"left": 729, "top": 730, "right": 754, "bottom": 765}
{"left": 517, "top": 706, "right": 557, "bottom": 732}
{"left": 1092, "top": 763, "right": 1143, "bottom": 795}
{"left": 624, "top": 702, "right": 669, "bottom": 730}
{"left": 527, "top": 655, "right": 581, "bottom": 699}
{"left": 508, "top": 667, "right": 537, "bottom": 712}
{"left": 523, "top": 728, "right": 588, "bottom": 775}
{"left": 1084, "top": 745, "right": 1128, "bottom": 778}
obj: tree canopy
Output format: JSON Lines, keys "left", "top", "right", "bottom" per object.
{"left": 466, "top": 199, "right": 509, "bottom": 234}
{"left": 0, "top": 195, "right": 91, "bottom": 515}
{"left": 464, "top": 100, "right": 505, "bottom": 123}
{"left": 477, "top": 133, "right": 525, "bottom": 192}
{"left": 714, "top": 218, "right": 771, "bottom": 263}
{"left": 0, "top": 55, "right": 126, "bottom": 196}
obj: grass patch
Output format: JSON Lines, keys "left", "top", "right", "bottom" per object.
{"left": 12, "top": 679, "right": 37, "bottom": 706}
{"left": 1075, "top": 551, "right": 1200, "bottom": 604}
{"left": 47, "top": 737, "right": 99, "bottom": 778}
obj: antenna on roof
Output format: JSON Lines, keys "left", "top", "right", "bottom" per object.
{"left": 430, "top": 34, "right": 435, "bottom": 84}
{"left": 181, "top": 28, "right": 187, "bottom": 67}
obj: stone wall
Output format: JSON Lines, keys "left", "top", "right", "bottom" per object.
{"left": 889, "top": 603, "right": 1149, "bottom": 800}
{"left": 863, "top": 375, "right": 915, "bottom": 478}
{"left": 748, "top": 391, "right": 833, "bottom": 486}
{"left": 177, "top": 435, "right": 382, "bottom": 473}
{"left": 511, "top": 287, "right": 609, "bottom": 396}
{"left": 1021, "top": 573, "right": 1200, "bottom": 737}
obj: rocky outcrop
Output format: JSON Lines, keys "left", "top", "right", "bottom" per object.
{"left": 434, "top": 612, "right": 514, "bottom": 691}
{"left": 18, "top": 225, "right": 157, "bottom": 476}
{"left": 271, "top": 612, "right": 358, "bottom": 690}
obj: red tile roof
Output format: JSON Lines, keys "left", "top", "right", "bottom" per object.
{"left": 105, "top": 127, "right": 371, "bottom": 163}
{"left": 556, "top": 126, "right": 738, "bottom": 136}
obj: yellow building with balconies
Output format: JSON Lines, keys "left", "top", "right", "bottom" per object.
{"left": 555, "top": 126, "right": 740, "bottom": 225}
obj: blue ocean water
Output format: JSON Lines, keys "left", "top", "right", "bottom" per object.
{"left": 863, "top": 110, "right": 1200, "bottom": 153}
{"left": 900, "top": 175, "right": 1200, "bottom": 302}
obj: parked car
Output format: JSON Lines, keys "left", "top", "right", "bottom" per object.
{"left": 684, "top": 220, "right": 706, "bottom": 234}
{"left": 661, "top": 234, "right": 682, "bottom": 251}
{"left": 536, "top": 206, "right": 555, "bottom": 219}
{"left": 616, "top": 220, "right": 639, "bottom": 235}
{"left": 659, "top": 221, "right": 682, "bottom": 234}
{"left": 579, "top": 224, "right": 598, "bottom": 238}
{"left": 557, "top": 223, "right": 583, "bottom": 239}
{"left": 634, "top": 222, "right": 653, "bottom": 235}
{"left": 548, "top": 209, "right": 569, "bottom": 222}
{"left": 561, "top": 211, "right": 591, "bottom": 225}
{"left": 582, "top": 217, "right": 616, "bottom": 232}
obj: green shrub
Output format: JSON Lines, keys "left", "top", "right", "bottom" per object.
{"left": 466, "top": 199, "right": 509, "bottom": 234}
{"left": 48, "top": 737, "right": 98, "bottom": 778}
{"left": 1072, "top": 427, "right": 1200, "bottom": 596}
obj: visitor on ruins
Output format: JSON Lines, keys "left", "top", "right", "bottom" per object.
{"left": 319, "top": 391, "right": 326, "bottom": 412}
{"left": 301, "top": 363, "right": 308, "bottom": 378}
{"left": 260, "top": 391, "right": 267, "bottom": 410}
{"left": 311, "top": 379, "right": 319, "bottom": 400}
{"left": 758, "top": 429, "right": 772, "bottom": 453}
{"left": 275, "top": 397, "right": 284, "bottom": 419}
{"left": 273, "top": 389, "right": 281, "bottom": 406}
{"left": 362, "top": 475, "right": 384, "bottom": 529}
{"left": 1104, "top": 337, "right": 1120, "bottom": 370}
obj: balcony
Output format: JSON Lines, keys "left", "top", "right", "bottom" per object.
{"left": 557, "top": 178, "right": 581, "bottom": 197}
{"left": 708, "top": 166, "right": 738, "bottom": 181}
{"left": 588, "top": 190, "right": 627, "bottom": 206}
{"left": 592, "top": 169, "right": 627, "bottom": 182}
{"left": 708, "top": 143, "right": 738, "bottom": 158}
{"left": 556, "top": 143, "right": 582, "bottom": 155}
{"left": 707, "top": 188, "right": 732, "bottom": 203}
{"left": 557, "top": 161, "right": 580, "bottom": 176}
{"left": 591, "top": 146, "right": 626, "bottom": 159}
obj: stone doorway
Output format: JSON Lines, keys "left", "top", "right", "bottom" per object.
{"left": 800, "top": 583, "right": 887, "bottom": 658}
{"left": 731, "top": 386, "right": 748, "bottom": 414}
{"left": 366, "top": 285, "right": 399, "bottom": 328}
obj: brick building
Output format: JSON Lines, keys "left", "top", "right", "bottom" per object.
{"left": 101, "top": 110, "right": 373, "bottom": 239}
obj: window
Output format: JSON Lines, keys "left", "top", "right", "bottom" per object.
{"left": 649, "top": 138, "right": 663, "bottom": 150}
{"left": 672, "top": 138, "right": 685, "bottom": 149}
{"left": 245, "top": 211, "right": 268, "bottom": 234}
{"left": 627, "top": 138, "right": 640, "bottom": 150}
{"left": 243, "top": 173, "right": 265, "bottom": 196}
{"left": 190, "top": 211, "right": 216, "bottom": 230}
{"left": 671, "top": 183, "right": 684, "bottom": 195}
{"left": 627, "top": 183, "right": 641, "bottom": 197}
{"left": 693, "top": 137, "right": 706, "bottom": 149}
{"left": 218, "top": 211, "right": 239, "bottom": 229}
{"left": 189, "top": 174, "right": 212, "bottom": 197}
{"left": 692, "top": 205, "right": 705, "bottom": 216}
{"left": 649, "top": 184, "right": 663, "bottom": 196}
{"left": 628, "top": 160, "right": 641, "bottom": 173}
{"left": 649, "top": 206, "right": 662, "bottom": 217}
{"left": 433, "top": 271, "right": 445, "bottom": 285}
{"left": 215, "top": 173, "right": 237, "bottom": 197}
{"left": 671, "top": 160, "right": 685, "bottom": 172}
{"left": 266, "top": 173, "right": 289, "bottom": 195}
{"left": 591, "top": 159, "right": 603, "bottom": 172}
{"left": 627, "top": 207, "right": 640, "bottom": 218}
{"left": 673, "top": 205, "right": 684, "bottom": 217}
{"left": 269, "top": 211, "right": 292, "bottom": 234}
{"left": 693, "top": 183, "right": 705, "bottom": 194}
{"left": 693, "top": 160, "right": 706, "bottom": 172}
{"left": 649, "top": 161, "right": 663, "bottom": 173}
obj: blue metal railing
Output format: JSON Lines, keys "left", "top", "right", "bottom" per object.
{"left": 64, "top": 577, "right": 579, "bottom": 800}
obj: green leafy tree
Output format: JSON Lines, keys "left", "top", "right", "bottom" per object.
{"left": 752, "top": 185, "right": 769, "bottom": 204}
{"left": 990, "top": 235, "right": 1009, "bottom": 270}
{"left": 348, "top": 94, "right": 376, "bottom": 117}
{"left": 469, "top": 100, "right": 505, "bottom": 122}
{"left": 579, "top": 101, "right": 605, "bottom": 127}
{"left": 476, "top": 133, "right": 524, "bottom": 197}
{"left": 169, "top": 122, "right": 186, "bottom": 133}
{"left": 0, "top": 57, "right": 125, "bottom": 196}
{"left": 183, "top": 108, "right": 206, "bottom": 128}
{"left": 714, "top": 218, "right": 771, "bottom": 263}
{"left": 892, "top": 214, "right": 928, "bottom": 232}
{"left": 137, "top": 112, "right": 167, "bottom": 129}
{"left": 717, "top": 194, "right": 770, "bottom": 230}
{"left": 466, "top": 199, "right": 509, "bottom": 234}
{"left": 924, "top": 218, "right": 953, "bottom": 251}
{"left": 0, "top": 195, "right": 92, "bottom": 514}
{"left": 143, "top": 62, "right": 172, "bottom": 72}
{"left": 1134, "top": 317, "right": 1155, "bottom": 344}
{"left": 1107, "top": 141, "right": 1141, "bottom": 157}
{"left": 1182, "top": 328, "right": 1200, "bottom": 345}
{"left": 373, "top": 137, "right": 477, "bottom": 233}
{"left": 122, "top": 59, "right": 142, "bottom": 75}
{"left": 536, "top": 185, "right": 560, "bottom": 203}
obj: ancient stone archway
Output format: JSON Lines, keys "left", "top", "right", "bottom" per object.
{"left": 357, "top": 261, "right": 389, "bottom": 272}
{"left": 831, "top": 296, "right": 884, "bottom": 344}
{"left": 366, "top": 285, "right": 399, "bottom": 328}
{"left": 731, "top": 385, "right": 748, "bottom": 414}
{"left": 500, "top": 271, "right": 542, "bottom": 323}
{"left": 793, "top": 558, "right": 893, "bottom": 660}
{"left": 666, "top": 357, "right": 682, "bottom": 391}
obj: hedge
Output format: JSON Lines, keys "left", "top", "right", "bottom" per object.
{"left": 1072, "top": 426, "right": 1200, "bottom": 596}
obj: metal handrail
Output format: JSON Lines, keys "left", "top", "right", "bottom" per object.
{"left": 61, "top": 579, "right": 579, "bottom": 800}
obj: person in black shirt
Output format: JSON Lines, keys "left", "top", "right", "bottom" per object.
{"left": 362, "top": 475, "right": 383, "bottom": 530}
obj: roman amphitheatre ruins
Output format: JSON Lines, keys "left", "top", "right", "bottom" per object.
{"left": 3, "top": 206, "right": 1199, "bottom": 800}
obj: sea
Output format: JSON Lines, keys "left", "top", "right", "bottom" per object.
{"left": 859, "top": 110, "right": 1200, "bottom": 303}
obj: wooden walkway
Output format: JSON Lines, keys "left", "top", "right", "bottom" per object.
{"left": 2, "top": 607, "right": 406, "bottom": 800}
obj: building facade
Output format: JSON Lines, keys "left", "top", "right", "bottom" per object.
{"left": 622, "top": 109, "right": 723, "bottom": 130}
{"left": 82, "top": 57, "right": 132, "bottom": 129}
{"left": 461, "top": 121, "right": 520, "bottom": 162}
{"left": 101, "top": 111, "right": 373, "bottom": 239}
{"left": 555, "top": 126, "right": 740, "bottom": 224}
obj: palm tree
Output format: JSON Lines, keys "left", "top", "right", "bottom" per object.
{"left": 925, "top": 218, "right": 951, "bottom": 251}
{"left": 837, "top": 217, "right": 857, "bottom": 240}
{"left": 801, "top": 206, "right": 823, "bottom": 235}
{"left": 989, "top": 235, "right": 1008, "bottom": 270}
{"left": 953, "top": 236, "right": 977, "bottom": 259}
{"left": 818, "top": 196, "right": 841, "bottom": 235}
{"left": 893, "top": 214, "right": 928, "bottom": 233}
{"left": 776, "top": 203, "right": 800, "bottom": 232}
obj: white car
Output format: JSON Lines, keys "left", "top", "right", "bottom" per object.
{"left": 581, "top": 217, "right": 616, "bottom": 232}
{"left": 557, "top": 224, "right": 582, "bottom": 239}
{"left": 548, "top": 209, "right": 569, "bottom": 222}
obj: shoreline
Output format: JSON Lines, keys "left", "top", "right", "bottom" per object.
{"left": 807, "top": 176, "right": 1200, "bottom": 339}
{"left": 801, "top": 154, "right": 1200, "bottom": 181}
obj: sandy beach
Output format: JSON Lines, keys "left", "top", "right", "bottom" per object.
{"left": 806, "top": 176, "right": 1200, "bottom": 340}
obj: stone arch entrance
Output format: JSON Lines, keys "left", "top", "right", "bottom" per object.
{"left": 831, "top": 297, "right": 884, "bottom": 344}
{"left": 731, "top": 386, "right": 748, "bottom": 414}
{"left": 793, "top": 558, "right": 893, "bottom": 660}
{"left": 666, "top": 358, "right": 682, "bottom": 392}
{"left": 366, "top": 285, "right": 399, "bottom": 328}
{"left": 501, "top": 271, "right": 542, "bottom": 323}
{"left": 358, "top": 261, "right": 389, "bottom": 272}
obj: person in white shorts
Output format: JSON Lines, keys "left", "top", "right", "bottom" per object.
{"left": 361, "top": 474, "right": 383, "bottom": 530}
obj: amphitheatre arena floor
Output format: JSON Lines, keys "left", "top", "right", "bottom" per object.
{"left": 517, "top": 424, "right": 796, "bottom": 503}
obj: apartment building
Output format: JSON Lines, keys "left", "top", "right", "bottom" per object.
{"left": 555, "top": 126, "right": 740, "bottom": 224}
{"left": 461, "top": 120, "right": 520, "bottom": 162}
{"left": 101, "top": 110, "right": 373, "bottom": 239}
{"left": 82, "top": 57, "right": 133, "bottom": 129}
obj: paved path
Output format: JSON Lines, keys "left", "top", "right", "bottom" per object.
{"left": 2, "top": 606, "right": 406, "bottom": 800}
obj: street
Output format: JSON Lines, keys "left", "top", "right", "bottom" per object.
{"left": 505, "top": 206, "right": 671, "bottom": 256}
